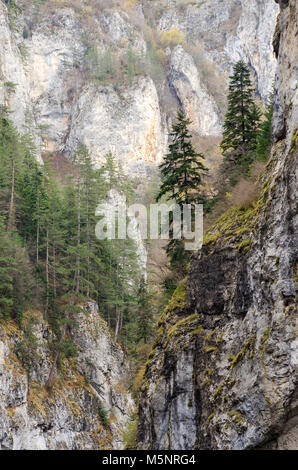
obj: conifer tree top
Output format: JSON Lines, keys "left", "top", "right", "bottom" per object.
{"left": 157, "top": 108, "right": 208, "bottom": 206}
{"left": 220, "top": 60, "right": 260, "bottom": 161}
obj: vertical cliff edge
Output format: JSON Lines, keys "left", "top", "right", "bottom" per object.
{"left": 137, "top": 0, "right": 297, "bottom": 450}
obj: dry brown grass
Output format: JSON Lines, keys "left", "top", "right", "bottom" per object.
{"left": 43, "top": 152, "right": 78, "bottom": 185}
{"left": 146, "top": 239, "right": 170, "bottom": 286}
{"left": 204, "top": 160, "right": 266, "bottom": 232}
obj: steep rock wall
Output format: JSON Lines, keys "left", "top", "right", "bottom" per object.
{"left": 65, "top": 77, "right": 165, "bottom": 172}
{"left": 137, "top": 0, "right": 297, "bottom": 450}
{"left": 225, "top": 0, "right": 279, "bottom": 100}
{"left": 0, "top": 302, "right": 134, "bottom": 450}
{"left": 0, "top": 0, "right": 278, "bottom": 172}
{"left": 168, "top": 45, "right": 221, "bottom": 136}
{"left": 0, "top": 1, "right": 42, "bottom": 159}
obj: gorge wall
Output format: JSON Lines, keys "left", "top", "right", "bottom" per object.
{"left": 0, "top": 0, "right": 296, "bottom": 452}
{"left": 137, "top": 0, "right": 297, "bottom": 450}
{"left": 0, "top": 0, "right": 278, "bottom": 173}
{"left": 0, "top": 301, "right": 134, "bottom": 449}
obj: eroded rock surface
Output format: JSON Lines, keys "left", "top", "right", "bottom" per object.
{"left": 0, "top": 302, "right": 134, "bottom": 450}
{"left": 137, "top": 0, "right": 297, "bottom": 450}
{"left": 0, "top": 0, "right": 278, "bottom": 171}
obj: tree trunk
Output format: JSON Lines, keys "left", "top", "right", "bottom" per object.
{"left": 7, "top": 155, "right": 15, "bottom": 232}
{"left": 114, "top": 309, "right": 120, "bottom": 342}
{"left": 45, "top": 226, "right": 49, "bottom": 313}
{"left": 76, "top": 171, "right": 81, "bottom": 294}
{"left": 45, "top": 303, "right": 71, "bottom": 390}
{"left": 53, "top": 244, "right": 56, "bottom": 297}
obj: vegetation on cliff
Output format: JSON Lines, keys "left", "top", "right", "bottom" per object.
{"left": 220, "top": 61, "right": 261, "bottom": 163}
{"left": 156, "top": 108, "right": 208, "bottom": 275}
{"left": 0, "top": 106, "right": 153, "bottom": 381}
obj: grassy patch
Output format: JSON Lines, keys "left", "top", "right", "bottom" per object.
{"left": 158, "top": 279, "right": 188, "bottom": 326}
{"left": 123, "top": 415, "right": 139, "bottom": 450}
{"left": 230, "top": 337, "right": 255, "bottom": 368}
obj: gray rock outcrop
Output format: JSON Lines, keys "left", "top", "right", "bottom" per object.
{"left": 137, "top": 0, "right": 297, "bottom": 450}
{"left": 0, "top": 0, "right": 279, "bottom": 171}
{"left": 0, "top": 302, "right": 134, "bottom": 450}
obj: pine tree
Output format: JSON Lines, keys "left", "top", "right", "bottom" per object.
{"left": 0, "top": 217, "right": 14, "bottom": 317}
{"left": 0, "top": 107, "right": 24, "bottom": 231}
{"left": 157, "top": 108, "right": 208, "bottom": 206}
{"left": 156, "top": 108, "right": 208, "bottom": 275}
{"left": 0, "top": 217, "right": 34, "bottom": 321}
{"left": 19, "top": 150, "right": 48, "bottom": 263}
{"left": 220, "top": 61, "right": 260, "bottom": 162}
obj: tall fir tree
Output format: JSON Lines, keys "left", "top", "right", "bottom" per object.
{"left": 157, "top": 108, "right": 208, "bottom": 206}
{"left": 0, "top": 217, "right": 34, "bottom": 321}
{"left": 0, "top": 106, "right": 25, "bottom": 231}
{"left": 156, "top": 108, "right": 208, "bottom": 275}
{"left": 220, "top": 60, "right": 260, "bottom": 162}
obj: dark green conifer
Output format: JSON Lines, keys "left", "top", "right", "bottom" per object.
{"left": 220, "top": 61, "right": 260, "bottom": 162}
{"left": 156, "top": 108, "right": 208, "bottom": 275}
{"left": 157, "top": 108, "right": 208, "bottom": 206}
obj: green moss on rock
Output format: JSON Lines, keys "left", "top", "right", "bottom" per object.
{"left": 158, "top": 279, "right": 188, "bottom": 326}
{"left": 290, "top": 126, "right": 298, "bottom": 150}
{"left": 227, "top": 410, "right": 246, "bottom": 425}
{"left": 230, "top": 337, "right": 255, "bottom": 368}
{"left": 260, "top": 327, "right": 270, "bottom": 356}
{"left": 227, "top": 378, "right": 236, "bottom": 389}
{"left": 213, "top": 381, "right": 225, "bottom": 399}
{"left": 204, "top": 329, "right": 217, "bottom": 343}
{"left": 206, "top": 413, "right": 215, "bottom": 425}
{"left": 167, "top": 313, "right": 199, "bottom": 339}
{"left": 236, "top": 238, "right": 252, "bottom": 252}
{"left": 192, "top": 325, "right": 204, "bottom": 335}
{"left": 204, "top": 345, "right": 219, "bottom": 354}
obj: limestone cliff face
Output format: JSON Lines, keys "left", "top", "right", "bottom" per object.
{"left": 0, "top": 302, "right": 134, "bottom": 450}
{"left": 0, "top": 0, "right": 278, "bottom": 171}
{"left": 157, "top": 0, "right": 278, "bottom": 101}
{"left": 225, "top": 0, "right": 279, "bottom": 101}
{"left": 168, "top": 45, "right": 221, "bottom": 136}
{"left": 0, "top": 1, "right": 42, "bottom": 160}
{"left": 65, "top": 77, "right": 165, "bottom": 172}
{"left": 137, "top": 0, "right": 297, "bottom": 450}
